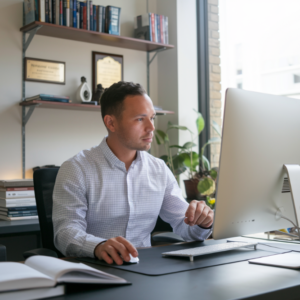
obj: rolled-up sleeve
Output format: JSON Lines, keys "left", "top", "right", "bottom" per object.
{"left": 52, "top": 161, "right": 106, "bottom": 257}
{"left": 159, "top": 167, "right": 212, "bottom": 242}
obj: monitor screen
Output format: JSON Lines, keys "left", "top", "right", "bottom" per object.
{"left": 213, "top": 88, "right": 300, "bottom": 239}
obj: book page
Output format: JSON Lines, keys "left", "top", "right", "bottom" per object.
{"left": 25, "top": 256, "right": 126, "bottom": 283}
{"left": 0, "top": 262, "right": 54, "bottom": 292}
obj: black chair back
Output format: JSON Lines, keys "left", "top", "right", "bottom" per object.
{"left": 33, "top": 168, "right": 64, "bottom": 257}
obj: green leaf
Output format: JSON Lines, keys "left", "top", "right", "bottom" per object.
{"left": 201, "top": 155, "right": 211, "bottom": 171}
{"left": 155, "top": 133, "right": 161, "bottom": 145}
{"left": 172, "top": 154, "right": 187, "bottom": 175}
{"left": 210, "top": 169, "right": 218, "bottom": 180}
{"left": 196, "top": 114, "right": 205, "bottom": 135}
{"left": 180, "top": 152, "right": 199, "bottom": 170}
{"left": 160, "top": 155, "right": 168, "bottom": 164}
{"left": 169, "top": 145, "right": 187, "bottom": 150}
{"left": 167, "top": 124, "right": 188, "bottom": 131}
{"left": 182, "top": 142, "right": 196, "bottom": 149}
{"left": 156, "top": 130, "right": 169, "bottom": 144}
{"left": 197, "top": 177, "right": 215, "bottom": 196}
{"left": 212, "top": 120, "right": 222, "bottom": 137}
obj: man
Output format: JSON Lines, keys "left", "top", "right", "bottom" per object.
{"left": 53, "top": 81, "right": 214, "bottom": 265}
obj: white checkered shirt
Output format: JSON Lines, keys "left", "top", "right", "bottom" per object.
{"left": 53, "top": 138, "right": 212, "bottom": 257}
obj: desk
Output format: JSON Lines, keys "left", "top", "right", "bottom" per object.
{"left": 0, "top": 219, "right": 41, "bottom": 261}
{"left": 56, "top": 239, "right": 300, "bottom": 300}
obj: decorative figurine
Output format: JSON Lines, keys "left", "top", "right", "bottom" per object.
{"left": 76, "top": 76, "right": 92, "bottom": 102}
{"left": 93, "top": 84, "right": 105, "bottom": 104}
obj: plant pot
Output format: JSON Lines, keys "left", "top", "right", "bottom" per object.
{"left": 184, "top": 179, "right": 200, "bottom": 200}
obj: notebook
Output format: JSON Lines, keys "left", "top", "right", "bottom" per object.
{"left": 0, "top": 255, "right": 129, "bottom": 299}
{"left": 249, "top": 251, "right": 300, "bottom": 269}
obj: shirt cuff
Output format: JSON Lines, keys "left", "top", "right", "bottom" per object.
{"left": 191, "top": 224, "right": 213, "bottom": 240}
{"left": 81, "top": 236, "right": 107, "bottom": 258}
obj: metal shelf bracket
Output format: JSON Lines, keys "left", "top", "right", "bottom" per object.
{"left": 22, "top": 105, "right": 40, "bottom": 127}
{"left": 24, "top": 26, "right": 42, "bottom": 51}
{"left": 147, "top": 47, "right": 167, "bottom": 95}
{"left": 21, "top": 25, "right": 42, "bottom": 178}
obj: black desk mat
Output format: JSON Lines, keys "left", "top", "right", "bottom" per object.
{"left": 77, "top": 240, "right": 290, "bottom": 276}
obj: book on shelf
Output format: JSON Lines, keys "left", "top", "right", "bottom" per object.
{"left": 0, "top": 215, "right": 38, "bottom": 221}
{"left": 93, "top": 5, "right": 97, "bottom": 32}
{"left": 0, "top": 186, "right": 34, "bottom": 191}
{"left": 69, "top": 0, "right": 73, "bottom": 27}
{"left": 81, "top": 101, "right": 98, "bottom": 105}
{"left": 0, "top": 189, "right": 34, "bottom": 199}
{"left": 24, "top": 0, "right": 35, "bottom": 25}
{"left": 25, "top": 94, "right": 69, "bottom": 101}
{"left": 0, "top": 210, "right": 38, "bottom": 217}
{"left": 0, "top": 179, "right": 33, "bottom": 188}
{"left": 0, "top": 197, "right": 36, "bottom": 208}
{"left": 76, "top": 1, "right": 80, "bottom": 28}
{"left": 0, "top": 206, "right": 37, "bottom": 212}
{"left": 134, "top": 12, "right": 169, "bottom": 44}
{"left": 105, "top": 6, "right": 121, "bottom": 35}
{"left": 0, "top": 255, "right": 129, "bottom": 299}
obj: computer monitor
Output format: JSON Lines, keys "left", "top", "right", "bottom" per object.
{"left": 213, "top": 88, "right": 300, "bottom": 239}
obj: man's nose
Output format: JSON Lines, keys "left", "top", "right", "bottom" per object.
{"left": 146, "top": 119, "right": 155, "bottom": 132}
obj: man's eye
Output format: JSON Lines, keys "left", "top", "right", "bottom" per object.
{"left": 137, "top": 118, "right": 143, "bottom": 121}
{"left": 151, "top": 117, "right": 156, "bottom": 121}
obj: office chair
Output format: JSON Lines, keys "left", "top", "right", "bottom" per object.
{"left": 23, "top": 167, "right": 63, "bottom": 259}
{"left": 0, "top": 244, "right": 6, "bottom": 261}
{"left": 23, "top": 167, "right": 183, "bottom": 259}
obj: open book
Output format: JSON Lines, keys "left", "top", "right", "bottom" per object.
{"left": 0, "top": 255, "right": 128, "bottom": 299}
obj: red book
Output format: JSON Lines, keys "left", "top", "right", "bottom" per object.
{"left": 83, "top": 5, "right": 87, "bottom": 29}
{"left": 160, "top": 15, "right": 164, "bottom": 44}
{"left": 151, "top": 13, "right": 155, "bottom": 42}
{"left": 0, "top": 187, "right": 34, "bottom": 191}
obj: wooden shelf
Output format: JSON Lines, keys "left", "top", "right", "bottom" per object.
{"left": 19, "top": 100, "right": 174, "bottom": 115}
{"left": 20, "top": 22, "right": 175, "bottom": 52}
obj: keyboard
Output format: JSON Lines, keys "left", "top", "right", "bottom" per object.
{"left": 162, "top": 241, "right": 258, "bottom": 261}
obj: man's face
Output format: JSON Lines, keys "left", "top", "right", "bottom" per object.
{"left": 114, "top": 94, "right": 156, "bottom": 151}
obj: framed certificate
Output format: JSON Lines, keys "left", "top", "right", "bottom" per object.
{"left": 24, "top": 58, "right": 65, "bottom": 85}
{"left": 92, "top": 52, "right": 123, "bottom": 92}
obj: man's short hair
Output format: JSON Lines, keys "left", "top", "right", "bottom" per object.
{"left": 100, "top": 81, "right": 146, "bottom": 121}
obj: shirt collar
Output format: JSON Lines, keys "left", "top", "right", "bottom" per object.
{"left": 99, "top": 137, "right": 143, "bottom": 169}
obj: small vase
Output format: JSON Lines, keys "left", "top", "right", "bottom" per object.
{"left": 184, "top": 179, "right": 200, "bottom": 201}
{"left": 76, "top": 76, "right": 92, "bottom": 102}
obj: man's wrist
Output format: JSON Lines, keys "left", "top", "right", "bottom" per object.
{"left": 94, "top": 240, "right": 106, "bottom": 258}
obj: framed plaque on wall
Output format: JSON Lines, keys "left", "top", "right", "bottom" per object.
{"left": 24, "top": 57, "right": 65, "bottom": 84}
{"left": 92, "top": 52, "right": 123, "bottom": 92}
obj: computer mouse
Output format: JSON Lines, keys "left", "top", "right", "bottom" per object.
{"left": 121, "top": 254, "right": 139, "bottom": 264}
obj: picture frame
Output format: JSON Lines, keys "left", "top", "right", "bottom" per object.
{"left": 24, "top": 57, "right": 66, "bottom": 85}
{"left": 92, "top": 51, "right": 123, "bottom": 92}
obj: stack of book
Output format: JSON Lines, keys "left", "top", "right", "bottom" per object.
{"left": 0, "top": 180, "right": 38, "bottom": 221}
{"left": 134, "top": 13, "right": 169, "bottom": 44}
{"left": 24, "top": 1, "right": 121, "bottom": 35}
{"left": 24, "top": 94, "right": 70, "bottom": 103}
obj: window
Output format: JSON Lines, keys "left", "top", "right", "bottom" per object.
{"left": 294, "top": 74, "right": 300, "bottom": 84}
{"left": 219, "top": 0, "right": 300, "bottom": 102}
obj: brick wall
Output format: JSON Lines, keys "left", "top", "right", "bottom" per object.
{"left": 208, "top": 0, "right": 221, "bottom": 168}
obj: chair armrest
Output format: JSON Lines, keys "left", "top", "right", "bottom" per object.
{"left": 152, "top": 232, "right": 185, "bottom": 243}
{"left": 0, "top": 244, "right": 6, "bottom": 261}
{"left": 23, "top": 248, "right": 58, "bottom": 259}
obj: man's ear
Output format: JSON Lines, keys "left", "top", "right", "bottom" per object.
{"left": 104, "top": 115, "right": 117, "bottom": 132}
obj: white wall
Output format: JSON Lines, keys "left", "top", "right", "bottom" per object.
{"left": 0, "top": 0, "right": 198, "bottom": 183}
{"left": 0, "top": 0, "right": 158, "bottom": 179}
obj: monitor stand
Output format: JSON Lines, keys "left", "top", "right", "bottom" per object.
{"left": 274, "top": 164, "right": 300, "bottom": 240}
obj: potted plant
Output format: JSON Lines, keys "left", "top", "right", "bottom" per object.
{"left": 155, "top": 110, "right": 221, "bottom": 202}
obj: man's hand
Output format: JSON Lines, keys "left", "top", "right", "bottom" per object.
{"left": 94, "top": 236, "right": 138, "bottom": 265}
{"left": 184, "top": 200, "right": 214, "bottom": 228}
